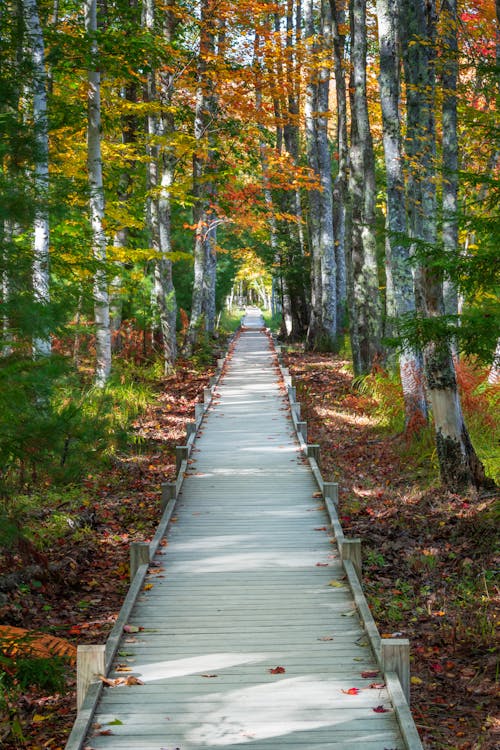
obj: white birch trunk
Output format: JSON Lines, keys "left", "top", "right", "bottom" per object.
{"left": 402, "top": 0, "right": 490, "bottom": 490}
{"left": 85, "top": 0, "right": 111, "bottom": 386}
{"left": 330, "top": 0, "right": 348, "bottom": 333}
{"left": 348, "top": 0, "right": 382, "bottom": 374}
{"left": 441, "top": 0, "right": 459, "bottom": 319}
{"left": 376, "top": 0, "right": 427, "bottom": 426}
{"left": 23, "top": 0, "right": 51, "bottom": 357}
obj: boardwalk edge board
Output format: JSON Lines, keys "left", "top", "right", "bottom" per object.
{"left": 64, "top": 338, "right": 233, "bottom": 750}
{"left": 275, "top": 339, "right": 424, "bottom": 750}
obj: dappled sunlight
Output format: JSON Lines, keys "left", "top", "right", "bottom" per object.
{"left": 184, "top": 676, "right": 391, "bottom": 745}
{"left": 166, "top": 548, "right": 326, "bottom": 573}
{"left": 129, "top": 652, "right": 268, "bottom": 682}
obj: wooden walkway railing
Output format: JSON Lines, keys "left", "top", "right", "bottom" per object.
{"left": 65, "top": 308, "right": 423, "bottom": 750}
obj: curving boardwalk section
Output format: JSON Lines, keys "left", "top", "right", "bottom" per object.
{"left": 85, "top": 310, "right": 406, "bottom": 749}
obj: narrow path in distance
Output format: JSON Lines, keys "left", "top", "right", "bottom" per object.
{"left": 86, "top": 308, "right": 405, "bottom": 749}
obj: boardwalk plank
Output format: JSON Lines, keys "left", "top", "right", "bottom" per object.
{"left": 83, "top": 311, "right": 407, "bottom": 749}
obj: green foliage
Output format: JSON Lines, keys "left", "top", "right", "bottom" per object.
{"left": 0, "top": 353, "right": 155, "bottom": 492}
{"left": 262, "top": 310, "right": 282, "bottom": 333}
{"left": 218, "top": 308, "right": 244, "bottom": 334}
{"left": 0, "top": 654, "right": 66, "bottom": 693}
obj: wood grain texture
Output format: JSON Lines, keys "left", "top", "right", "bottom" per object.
{"left": 77, "top": 310, "right": 409, "bottom": 749}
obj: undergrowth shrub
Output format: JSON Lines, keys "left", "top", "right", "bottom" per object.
{"left": 356, "top": 359, "right": 499, "bottom": 485}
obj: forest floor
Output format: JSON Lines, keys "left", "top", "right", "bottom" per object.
{"left": 0, "top": 343, "right": 498, "bottom": 750}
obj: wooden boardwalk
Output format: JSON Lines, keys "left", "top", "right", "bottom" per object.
{"left": 76, "top": 310, "right": 416, "bottom": 750}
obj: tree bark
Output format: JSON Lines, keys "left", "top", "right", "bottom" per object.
{"left": 330, "top": 0, "right": 348, "bottom": 334}
{"left": 143, "top": 0, "right": 177, "bottom": 371}
{"left": 401, "top": 0, "right": 490, "bottom": 490}
{"left": 376, "top": 0, "right": 427, "bottom": 427}
{"left": 23, "top": 0, "right": 51, "bottom": 358}
{"left": 441, "top": 0, "right": 459, "bottom": 319}
{"left": 183, "top": 0, "right": 217, "bottom": 356}
{"left": 348, "top": 0, "right": 382, "bottom": 375}
{"left": 85, "top": 0, "right": 111, "bottom": 386}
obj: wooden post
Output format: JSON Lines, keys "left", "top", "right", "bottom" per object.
{"left": 283, "top": 374, "right": 292, "bottom": 388}
{"left": 297, "top": 421, "right": 307, "bottom": 441}
{"left": 217, "top": 358, "right": 224, "bottom": 369}
{"left": 161, "top": 482, "right": 176, "bottom": 510}
{"left": 130, "top": 541, "right": 150, "bottom": 581}
{"left": 275, "top": 346, "right": 282, "bottom": 355}
{"left": 307, "top": 444, "right": 320, "bottom": 464}
{"left": 341, "top": 538, "right": 362, "bottom": 580}
{"left": 77, "top": 644, "right": 105, "bottom": 712}
{"left": 186, "top": 422, "right": 196, "bottom": 439}
{"left": 381, "top": 639, "right": 411, "bottom": 705}
{"left": 288, "top": 385, "right": 296, "bottom": 402}
{"left": 203, "top": 387, "right": 212, "bottom": 404}
{"left": 195, "top": 403, "right": 204, "bottom": 421}
{"left": 323, "top": 481, "right": 339, "bottom": 504}
{"left": 209, "top": 375, "right": 217, "bottom": 387}
{"left": 292, "top": 402, "right": 301, "bottom": 420}
{"left": 176, "top": 445, "right": 188, "bottom": 473}
{"left": 281, "top": 366, "right": 289, "bottom": 377}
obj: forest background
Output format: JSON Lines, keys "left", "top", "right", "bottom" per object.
{"left": 0, "top": 0, "right": 498, "bottom": 747}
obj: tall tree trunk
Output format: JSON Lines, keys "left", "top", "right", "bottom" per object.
{"left": 318, "top": 0, "right": 337, "bottom": 348}
{"left": 85, "top": 0, "right": 111, "bottom": 386}
{"left": 157, "top": 4, "right": 178, "bottom": 368}
{"left": 23, "top": 0, "right": 51, "bottom": 358}
{"left": 110, "top": 79, "right": 138, "bottom": 353}
{"left": 348, "top": 0, "right": 382, "bottom": 375}
{"left": 401, "top": 0, "right": 490, "bottom": 490}
{"left": 304, "top": 0, "right": 323, "bottom": 348}
{"left": 183, "top": 0, "right": 216, "bottom": 356}
{"left": 143, "top": 0, "right": 177, "bottom": 371}
{"left": 376, "top": 0, "right": 427, "bottom": 428}
{"left": 330, "top": 0, "right": 348, "bottom": 334}
{"left": 441, "top": 0, "right": 459, "bottom": 320}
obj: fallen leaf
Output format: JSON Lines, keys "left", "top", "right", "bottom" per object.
{"left": 125, "top": 676, "right": 144, "bottom": 685}
{"left": 115, "top": 665, "right": 132, "bottom": 673}
{"left": 268, "top": 666, "right": 286, "bottom": 674}
{"left": 316, "top": 562, "right": 329, "bottom": 567}
{"left": 143, "top": 584, "right": 154, "bottom": 591}
{"left": 312, "top": 492, "right": 323, "bottom": 498}
{"left": 201, "top": 674, "right": 218, "bottom": 678}
{"left": 329, "top": 580, "right": 344, "bottom": 588}
{"left": 361, "top": 671, "right": 379, "bottom": 678}
{"left": 411, "top": 676, "right": 423, "bottom": 685}
{"left": 342, "top": 687, "right": 361, "bottom": 695}
{"left": 107, "top": 719, "right": 124, "bottom": 725}
{"left": 96, "top": 729, "right": 114, "bottom": 735}
{"left": 317, "top": 636, "right": 334, "bottom": 641}
{"left": 314, "top": 526, "right": 327, "bottom": 531}
{"left": 373, "top": 705, "right": 390, "bottom": 713}
{"left": 369, "top": 682, "right": 386, "bottom": 689}
{"left": 123, "top": 625, "right": 141, "bottom": 633}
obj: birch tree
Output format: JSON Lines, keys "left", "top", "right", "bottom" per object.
{"left": 143, "top": 0, "right": 177, "bottom": 371}
{"left": 85, "top": 0, "right": 111, "bottom": 386}
{"left": 375, "top": 0, "right": 427, "bottom": 427}
{"left": 441, "top": 0, "right": 459, "bottom": 320}
{"left": 347, "top": 0, "right": 382, "bottom": 375}
{"left": 305, "top": 0, "right": 338, "bottom": 351}
{"left": 401, "top": 0, "right": 489, "bottom": 490}
{"left": 183, "top": 0, "right": 217, "bottom": 356}
{"left": 23, "top": 0, "right": 51, "bottom": 357}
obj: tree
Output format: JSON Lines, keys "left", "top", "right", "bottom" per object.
{"left": 85, "top": 0, "right": 111, "bottom": 387}
{"left": 143, "top": 0, "right": 177, "bottom": 372}
{"left": 400, "top": 0, "right": 490, "bottom": 491}
{"left": 304, "top": 0, "right": 338, "bottom": 351}
{"left": 375, "top": 0, "right": 427, "bottom": 428}
{"left": 347, "top": 0, "right": 382, "bottom": 375}
{"left": 23, "top": 0, "right": 51, "bottom": 358}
